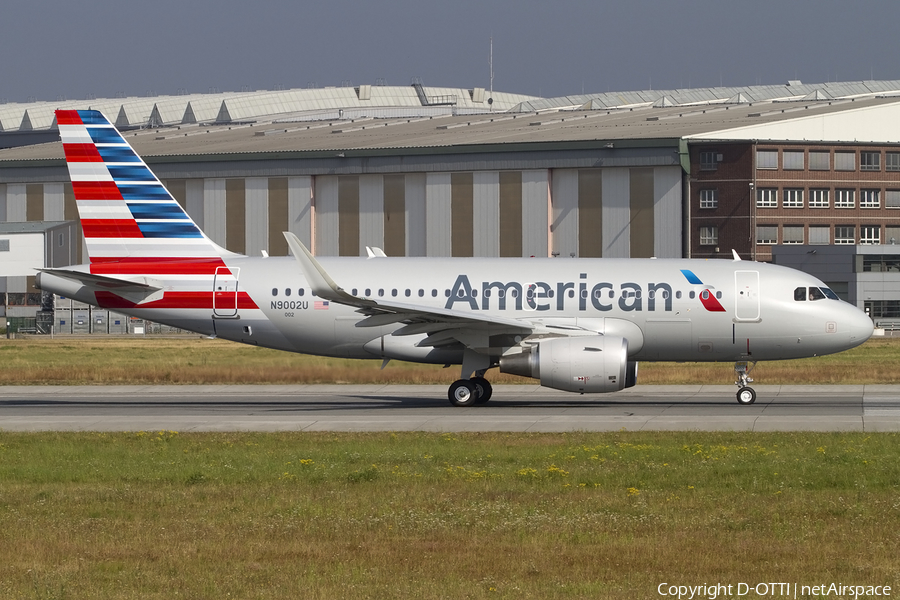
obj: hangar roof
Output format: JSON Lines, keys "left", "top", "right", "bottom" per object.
{"left": 0, "top": 85, "right": 536, "bottom": 132}
{"left": 510, "top": 79, "right": 900, "bottom": 112}
{"left": 2, "top": 83, "right": 900, "bottom": 168}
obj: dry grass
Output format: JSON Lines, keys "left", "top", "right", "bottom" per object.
{"left": 0, "top": 335, "right": 899, "bottom": 385}
{"left": 0, "top": 431, "right": 897, "bottom": 599}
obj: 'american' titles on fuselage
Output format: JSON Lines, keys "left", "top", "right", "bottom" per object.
{"left": 442, "top": 273, "right": 717, "bottom": 313}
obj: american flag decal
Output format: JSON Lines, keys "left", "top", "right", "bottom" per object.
{"left": 314, "top": 301, "right": 330, "bottom": 310}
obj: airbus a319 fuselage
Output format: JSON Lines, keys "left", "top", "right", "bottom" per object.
{"left": 37, "top": 110, "right": 874, "bottom": 406}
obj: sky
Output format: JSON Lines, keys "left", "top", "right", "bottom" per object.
{"left": 3, "top": 0, "right": 899, "bottom": 104}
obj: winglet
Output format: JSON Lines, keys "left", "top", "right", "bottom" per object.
{"left": 283, "top": 232, "right": 362, "bottom": 305}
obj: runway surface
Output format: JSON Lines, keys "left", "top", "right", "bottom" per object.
{"left": 2, "top": 384, "right": 900, "bottom": 432}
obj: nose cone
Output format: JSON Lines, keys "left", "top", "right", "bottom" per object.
{"left": 845, "top": 303, "right": 874, "bottom": 349}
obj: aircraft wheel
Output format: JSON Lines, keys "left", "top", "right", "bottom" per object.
{"left": 471, "top": 377, "right": 493, "bottom": 404}
{"left": 448, "top": 380, "right": 478, "bottom": 407}
{"left": 736, "top": 386, "right": 756, "bottom": 405}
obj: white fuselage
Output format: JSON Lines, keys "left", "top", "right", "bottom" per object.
{"left": 41, "top": 255, "right": 874, "bottom": 365}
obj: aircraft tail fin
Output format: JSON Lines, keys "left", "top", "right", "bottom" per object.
{"left": 55, "top": 109, "right": 235, "bottom": 263}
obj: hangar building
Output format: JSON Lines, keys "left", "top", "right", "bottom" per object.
{"left": 2, "top": 80, "right": 900, "bottom": 326}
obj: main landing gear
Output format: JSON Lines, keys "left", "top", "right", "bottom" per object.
{"left": 448, "top": 376, "right": 493, "bottom": 407}
{"left": 734, "top": 361, "right": 757, "bottom": 405}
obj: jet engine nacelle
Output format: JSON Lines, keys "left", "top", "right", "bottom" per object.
{"left": 500, "top": 335, "right": 636, "bottom": 393}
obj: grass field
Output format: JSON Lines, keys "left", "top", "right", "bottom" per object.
{"left": 0, "top": 431, "right": 898, "bottom": 599}
{"left": 2, "top": 338, "right": 898, "bottom": 598}
{"left": 0, "top": 335, "right": 899, "bottom": 386}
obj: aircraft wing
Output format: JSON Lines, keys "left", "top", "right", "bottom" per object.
{"left": 283, "top": 232, "right": 535, "bottom": 350}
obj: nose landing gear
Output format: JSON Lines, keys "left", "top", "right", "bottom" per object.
{"left": 734, "top": 361, "right": 757, "bottom": 405}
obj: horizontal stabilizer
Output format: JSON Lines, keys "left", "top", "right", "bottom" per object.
{"left": 38, "top": 268, "right": 164, "bottom": 304}
{"left": 39, "top": 268, "right": 160, "bottom": 291}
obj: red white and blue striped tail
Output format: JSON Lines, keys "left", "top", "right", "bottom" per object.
{"left": 56, "top": 109, "right": 235, "bottom": 262}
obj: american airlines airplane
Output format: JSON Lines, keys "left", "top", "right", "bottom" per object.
{"left": 37, "top": 110, "right": 874, "bottom": 406}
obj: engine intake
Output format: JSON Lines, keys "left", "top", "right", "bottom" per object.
{"left": 500, "top": 335, "right": 636, "bottom": 393}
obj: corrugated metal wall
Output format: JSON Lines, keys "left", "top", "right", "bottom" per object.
{"left": 203, "top": 179, "right": 227, "bottom": 247}
{"left": 601, "top": 168, "right": 629, "bottom": 258}
{"left": 654, "top": 167, "right": 682, "bottom": 257}
{"left": 551, "top": 170, "right": 578, "bottom": 258}
{"left": 0, "top": 167, "right": 683, "bottom": 275}
{"left": 425, "top": 173, "right": 452, "bottom": 257}
{"left": 288, "top": 177, "right": 312, "bottom": 249}
{"left": 405, "top": 173, "right": 427, "bottom": 256}
{"left": 522, "top": 170, "right": 549, "bottom": 257}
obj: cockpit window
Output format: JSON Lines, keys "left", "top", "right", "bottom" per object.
{"left": 794, "top": 287, "right": 840, "bottom": 302}
{"left": 795, "top": 286, "right": 839, "bottom": 301}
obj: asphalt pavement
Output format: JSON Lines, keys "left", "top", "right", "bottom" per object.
{"left": 1, "top": 384, "right": 899, "bottom": 432}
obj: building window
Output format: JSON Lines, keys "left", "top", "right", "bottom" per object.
{"left": 887, "top": 152, "right": 900, "bottom": 172}
{"left": 860, "top": 225, "right": 881, "bottom": 245}
{"left": 809, "top": 151, "right": 830, "bottom": 170}
{"left": 835, "top": 189, "right": 855, "bottom": 208}
{"left": 809, "top": 189, "right": 829, "bottom": 208}
{"left": 783, "top": 150, "right": 804, "bottom": 170}
{"left": 860, "top": 189, "right": 880, "bottom": 208}
{"left": 0, "top": 240, "right": 9, "bottom": 252}
{"left": 699, "top": 226, "right": 718, "bottom": 246}
{"left": 865, "top": 300, "right": 900, "bottom": 319}
{"left": 835, "top": 151, "right": 856, "bottom": 171}
{"left": 700, "top": 151, "right": 718, "bottom": 170}
{"left": 756, "top": 226, "right": 777, "bottom": 244}
{"left": 886, "top": 227, "right": 900, "bottom": 245}
{"left": 699, "top": 189, "right": 718, "bottom": 209}
{"left": 756, "top": 188, "right": 778, "bottom": 208}
{"left": 860, "top": 151, "right": 881, "bottom": 171}
{"left": 757, "top": 150, "right": 777, "bottom": 169}
{"left": 862, "top": 254, "right": 900, "bottom": 271}
{"left": 782, "top": 225, "right": 804, "bottom": 244}
{"left": 886, "top": 190, "right": 900, "bottom": 208}
{"left": 835, "top": 226, "right": 856, "bottom": 244}
{"left": 809, "top": 226, "right": 830, "bottom": 245}
{"left": 783, "top": 188, "right": 804, "bottom": 208}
